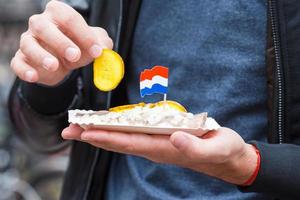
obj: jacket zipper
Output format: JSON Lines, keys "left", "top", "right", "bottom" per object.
{"left": 269, "top": 0, "right": 284, "bottom": 144}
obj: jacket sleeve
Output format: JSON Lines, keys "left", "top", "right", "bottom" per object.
{"left": 8, "top": 71, "right": 83, "bottom": 153}
{"left": 239, "top": 141, "right": 300, "bottom": 199}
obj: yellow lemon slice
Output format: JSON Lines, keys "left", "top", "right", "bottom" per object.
{"left": 93, "top": 49, "right": 124, "bottom": 91}
{"left": 109, "top": 101, "right": 187, "bottom": 113}
{"left": 155, "top": 100, "right": 187, "bottom": 112}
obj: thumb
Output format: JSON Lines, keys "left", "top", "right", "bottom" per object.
{"left": 62, "top": 123, "right": 84, "bottom": 140}
{"left": 170, "top": 131, "right": 207, "bottom": 159}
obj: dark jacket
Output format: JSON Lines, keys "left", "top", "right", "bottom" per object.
{"left": 8, "top": 0, "right": 300, "bottom": 199}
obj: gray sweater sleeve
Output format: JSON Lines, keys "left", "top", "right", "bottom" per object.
{"left": 239, "top": 141, "right": 300, "bottom": 199}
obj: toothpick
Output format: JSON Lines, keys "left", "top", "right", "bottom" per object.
{"left": 163, "top": 94, "right": 167, "bottom": 109}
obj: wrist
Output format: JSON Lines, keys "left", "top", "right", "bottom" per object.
{"left": 220, "top": 144, "right": 259, "bottom": 185}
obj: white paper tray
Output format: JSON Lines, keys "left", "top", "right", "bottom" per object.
{"left": 79, "top": 118, "right": 219, "bottom": 136}
{"left": 68, "top": 110, "right": 220, "bottom": 136}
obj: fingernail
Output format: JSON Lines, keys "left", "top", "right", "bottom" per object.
{"left": 89, "top": 44, "right": 103, "bottom": 58}
{"left": 172, "top": 133, "right": 188, "bottom": 149}
{"left": 25, "top": 71, "right": 35, "bottom": 82}
{"left": 42, "top": 57, "right": 55, "bottom": 71}
{"left": 65, "top": 47, "right": 80, "bottom": 62}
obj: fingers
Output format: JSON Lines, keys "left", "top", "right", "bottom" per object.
{"left": 20, "top": 32, "right": 59, "bottom": 71}
{"left": 44, "top": 1, "right": 112, "bottom": 57}
{"left": 10, "top": 50, "right": 38, "bottom": 82}
{"left": 13, "top": 0, "right": 114, "bottom": 86}
{"left": 75, "top": 130, "right": 193, "bottom": 164}
{"left": 61, "top": 124, "right": 84, "bottom": 140}
{"left": 12, "top": 48, "right": 70, "bottom": 85}
{"left": 64, "top": 128, "right": 230, "bottom": 165}
{"left": 28, "top": 14, "right": 81, "bottom": 63}
{"left": 80, "top": 130, "right": 150, "bottom": 154}
{"left": 79, "top": 130, "right": 174, "bottom": 157}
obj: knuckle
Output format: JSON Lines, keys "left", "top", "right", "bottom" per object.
{"left": 97, "top": 27, "right": 109, "bottom": 36}
{"left": 45, "top": 0, "right": 59, "bottom": 12}
{"left": 92, "top": 27, "right": 108, "bottom": 36}
{"left": 46, "top": 1, "right": 82, "bottom": 29}
{"left": 83, "top": 34, "right": 95, "bottom": 45}
{"left": 92, "top": 27, "right": 113, "bottom": 48}
{"left": 60, "top": 12, "right": 78, "bottom": 27}
{"left": 20, "top": 32, "right": 27, "bottom": 41}
{"left": 19, "top": 34, "right": 30, "bottom": 52}
{"left": 28, "top": 14, "right": 39, "bottom": 27}
{"left": 15, "top": 49, "right": 22, "bottom": 57}
{"left": 28, "top": 15, "right": 44, "bottom": 35}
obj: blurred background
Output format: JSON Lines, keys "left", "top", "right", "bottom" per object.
{"left": 0, "top": 1, "right": 69, "bottom": 200}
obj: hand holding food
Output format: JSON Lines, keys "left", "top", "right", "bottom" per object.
{"left": 10, "top": 0, "right": 113, "bottom": 86}
{"left": 62, "top": 122, "right": 257, "bottom": 186}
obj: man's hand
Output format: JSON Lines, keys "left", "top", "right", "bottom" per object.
{"left": 62, "top": 125, "right": 258, "bottom": 185}
{"left": 10, "top": 0, "right": 113, "bottom": 86}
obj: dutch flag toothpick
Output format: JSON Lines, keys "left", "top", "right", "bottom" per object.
{"left": 140, "top": 66, "right": 169, "bottom": 98}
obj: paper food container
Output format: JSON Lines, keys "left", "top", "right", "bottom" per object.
{"left": 68, "top": 110, "right": 220, "bottom": 137}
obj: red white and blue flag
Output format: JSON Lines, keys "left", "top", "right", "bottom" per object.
{"left": 140, "top": 66, "right": 169, "bottom": 98}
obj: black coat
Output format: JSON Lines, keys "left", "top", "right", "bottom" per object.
{"left": 8, "top": 0, "right": 300, "bottom": 199}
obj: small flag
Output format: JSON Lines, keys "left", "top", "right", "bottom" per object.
{"left": 140, "top": 66, "right": 169, "bottom": 98}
